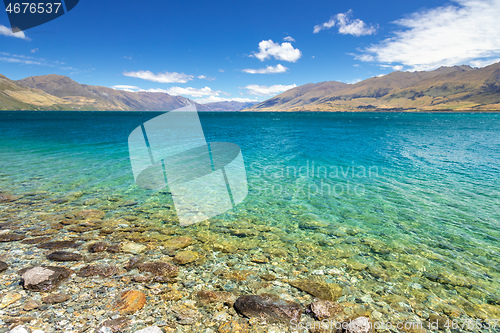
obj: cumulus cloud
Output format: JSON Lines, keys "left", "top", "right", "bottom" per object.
{"left": 0, "top": 25, "right": 28, "bottom": 40}
{"left": 243, "top": 84, "right": 297, "bottom": 96}
{"left": 194, "top": 96, "right": 259, "bottom": 104}
{"left": 123, "top": 70, "right": 194, "bottom": 83}
{"left": 112, "top": 85, "right": 141, "bottom": 92}
{"left": 360, "top": 0, "right": 500, "bottom": 70}
{"left": 283, "top": 36, "right": 295, "bottom": 42}
{"left": 313, "top": 11, "right": 376, "bottom": 36}
{"left": 251, "top": 40, "right": 302, "bottom": 62}
{"left": 242, "top": 64, "right": 289, "bottom": 74}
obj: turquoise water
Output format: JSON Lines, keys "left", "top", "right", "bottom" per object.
{"left": 1, "top": 111, "right": 499, "bottom": 317}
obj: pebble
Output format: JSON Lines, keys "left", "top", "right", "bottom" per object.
{"left": 42, "top": 293, "right": 70, "bottom": 304}
{"left": 19, "top": 266, "right": 73, "bottom": 292}
{"left": 289, "top": 278, "right": 343, "bottom": 301}
{"left": 234, "top": 294, "right": 302, "bottom": 324}
{"left": 173, "top": 250, "right": 199, "bottom": 265}
{"left": 0, "top": 260, "right": 8, "bottom": 272}
{"left": 88, "top": 242, "right": 108, "bottom": 253}
{"left": 8, "top": 326, "right": 29, "bottom": 333}
{"left": 76, "top": 209, "right": 105, "bottom": 220}
{"left": 309, "top": 299, "right": 343, "bottom": 320}
{"left": 0, "top": 292, "right": 22, "bottom": 309}
{"left": 137, "top": 261, "right": 179, "bottom": 277}
{"left": 37, "top": 240, "right": 80, "bottom": 250}
{"left": 77, "top": 264, "right": 119, "bottom": 277}
{"left": 100, "top": 317, "right": 130, "bottom": 331}
{"left": 164, "top": 236, "right": 192, "bottom": 250}
{"left": 46, "top": 251, "right": 83, "bottom": 261}
{"left": 0, "top": 233, "right": 25, "bottom": 242}
{"left": 121, "top": 242, "right": 147, "bottom": 254}
{"left": 23, "top": 299, "right": 42, "bottom": 311}
{"left": 134, "top": 326, "right": 162, "bottom": 333}
{"left": 115, "top": 290, "right": 146, "bottom": 314}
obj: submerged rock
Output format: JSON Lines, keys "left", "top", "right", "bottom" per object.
{"left": 0, "top": 260, "right": 8, "bottom": 272}
{"left": 173, "top": 250, "right": 199, "bottom": 265}
{"left": 75, "top": 209, "right": 105, "bottom": 220}
{"left": 0, "top": 193, "right": 20, "bottom": 202}
{"left": 77, "top": 264, "right": 119, "bottom": 277}
{"left": 0, "top": 292, "right": 22, "bottom": 309}
{"left": 121, "top": 242, "right": 147, "bottom": 254}
{"left": 23, "top": 299, "right": 42, "bottom": 311}
{"left": 42, "top": 293, "right": 70, "bottom": 304}
{"left": 115, "top": 290, "right": 146, "bottom": 314}
{"left": 19, "top": 266, "right": 73, "bottom": 292}
{"left": 47, "top": 251, "right": 83, "bottom": 262}
{"left": 21, "top": 236, "right": 53, "bottom": 244}
{"left": 124, "top": 256, "right": 144, "bottom": 271}
{"left": 164, "top": 236, "right": 192, "bottom": 250}
{"left": 137, "top": 261, "right": 179, "bottom": 278}
{"left": 0, "top": 233, "right": 25, "bottom": 242}
{"left": 133, "top": 327, "right": 162, "bottom": 333}
{"left": 289, "top": 278, "right": 342, "bottom": 301}
{"left": 310, "top": 300, "right": 343, "bottom": 320}
{"left": 37, "top": 240, "right": 80, "bottom": 250}
{"left": 234, "top": 294, "right": 302, "bottom": 324}
{"left": 341, "top": 316, "right": 373, "bottom": 333}
{"left": 87, "top": 242, "right": 107, "bottom": 253}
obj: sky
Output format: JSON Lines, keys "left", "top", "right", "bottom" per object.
{"left": 1, "top": 0, "right": 500, "bottom": 104}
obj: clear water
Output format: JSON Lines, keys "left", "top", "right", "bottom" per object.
{"left": 1, "top": 111, "right": 499, "bottom": 315}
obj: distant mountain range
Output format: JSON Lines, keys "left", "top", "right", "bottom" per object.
{"left": 246, "top": 62, "right": 500, "bottom": 111}
{"left": 0, "top": 74, "right": 254, "bottom": 111}
{"left": 2, "top": 63, "right": 500, "bottom": 112}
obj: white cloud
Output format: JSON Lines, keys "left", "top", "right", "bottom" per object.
{"left": 218, "top": 69, "right": 224, "bottom": 73}
{"left": 194, "top": 96, "right": 259, "bottom": 104}
{"left": 242, "top": 64, "right": 289, "bottom": 74}
{"left": 360, "top": 0, "right": 500, "bottom": 71}
{"left": 283, "top": 36, "right": 295, "bottom": 42}
{"left": 243, "top": 84, "right": 297, "bottom": 96}
{"left": 112, "top": 85, "right": 141, "bottom": 92}
{"left": 30, "top": 48, "right": 38, "bottom": 53}
{"left": 0, "top": 25, "right": 28, "bottom": 40}
{"left": 313, "top": 11, "right": 376, "bottom": 36}
{"left": 163, "top": 86, "right": 222, "bottom": 98}
{"left": 123, "top": 70, "right": 194, "bottom": 83}
{"left": 251, "top": 40, "right": 302, "bottom": 62}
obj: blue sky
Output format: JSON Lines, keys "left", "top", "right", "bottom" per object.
{"left": 1, "top": 0, "right": 500, "bottom": 103}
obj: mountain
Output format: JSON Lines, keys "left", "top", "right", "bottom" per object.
{"left": 15, "top": 74, "right": 204, "bottom": 111}
{"left": 247, "top": 63, "right": 500, "bottom": 111}
{"left": 204, "top": 101, "right": 257, "bottom": 111}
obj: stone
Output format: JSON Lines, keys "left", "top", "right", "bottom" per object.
{"left": 134, "top": 327, "right": 162, "bottom": 333}
{"left": 75, "top": 209, "right": 105, "bottom": 220}
{"left": 173, "top": 250, "right": 199, "bottom": 265}
{"left": 42, "top": 293, "right": 70, "bottom": 304}
{"left": 428, "top": 313, "right": 448, "bottom": 330}
{"left": 37, "top": 240, "right": 80, "bottom": 250}
{"left": 290, "top": 278, "right": 343, "bottom": 301}
{"left": 260, "top": 273, "right": 276, "bottom": 281}
{"left": 115, "top": 290, "right": 146, "bottom": 314}
{"left": 19, "top": 266, "right": 72, "bottom": 292}
{"left": 137, "top": 261, "right": 179, "bottom": 277}
{"left": 164, "top": 236, "right": 192, "bottom": 250}
{"left": 234, "top": 295, "right": 302, "bottom": 324}
{"left": 218, "top": 319, "right": 249, "bottom": 333}
{"left": 100, "top": 317, "right": 130, "bottom": 332}
{"left": 196, "top": 290, "right": 235, "bottom": 306}
{"left": 0, "top": 292, "right": 22, "bottom": 309}
{"left": 47, "top": 251, "right": 83, "bottom": 262}
{"left": 0, "top": 193, "right": 20, "bottom": 202}
{"left": 21, "top": 236, "right": 53, "bottom": 244}
{"left": 310, "top": 300, "right": 343, "bottom": 320}
{"left": 343, "top": 316, "right": 372, "bottom": 333}
{"left": 172, "top": 304, "right": 202, "bottom": 325}
{"left": 0, "top": 260, "right": 8, "bottom": 272}
{"left": 23, "top": 299, "right": 42, "bottom": 311}
{"left": 77, "top": 264, "right": 119, "bottom": 277}
{"left": 124, "top": 256, "right": 144, "bottom": 271}
{"left": 88, "top": 242, "right": 107, "bottom": 253}
{"left": 121, "top": 242, "right": 147, "bottom": 254}
{"left": 8, "top": 326, "right": 29, "bottom": 333}
{"left": 0, "top": 233, "right": 25, "bottom": 242}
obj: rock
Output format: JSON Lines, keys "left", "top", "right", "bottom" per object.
{"left": 289, "top": 278, "right": 342, "bottom": 301}
{"left": 260, "top": 273, "right": 276, "bottom": 281}
{"left": 21, "top": 236, "right": 53, "bottom": 244}
{"left": 23, "top": 299, "right": 42, "bottom": 311}
{"left": 0, "top": 292, "right": 22, "bottom": 309}
{"left": 164, "top": 236, "right": 192, "bottom": 250}
{"left": 121, "top": 242, "right": 147, "bottom": 254}
{"left": 428, "top": 313, "right": 448, "bottom": 330}
{"left": 100, "top": 317, "right": 130, "bottom": 332}
{"left": 115, "top": 290, "right": 146, "bottom": 314}
{"left": 161, "top": 288, "right": 184, "bottom": 301}
{"left": 47, "top": 251, "right": 83, "bottom": 262}
{"left": 75, "top": 209, "right": 105, "bottom": 220}
{"left": 88, "top": 242, "right": 108, "bottom": 253}
{"left": 138, "top": 261, "right": 179, "bottom": 277}
{"left": 343, "top": 316, "right": 372, "bottom": 333}
{"left": 173, "top": 250, "right": 199, "bottom": 265}
{"left": 218, "top": 319, "right": 249, "bottom": 333}
{"left": 134, "top": 327, "right": 162, "bottom": 333}
{"left": 19, "top": 266, "right": 72, "bottom": 292}
{"left": 0, "top": 260, "right": 8, "bottom": 272}
{"left": 196, "top": 290, "right": 235, "bottom": 306}
{"left": 77, "top": 264, "right": 119, "bottom": 277}
{"left": 0, "top": 233, "right": 25, "bottom": 242}
{"left": 106, "top": 244, "right": 121, "bottom": 253}
{"left": 37, "top": 240, "right": 80, "bottom": 250}
{"left": 234, "top": 295, "right": 302, "bottom": 324}
{"left": 310, "top": 300, "right": 343, "bottom": 320}
{"left": 0, "top": 193, "right": 20, "bottom": 202}
{"left": 42, "top": 293, "right": 70, "bottom": 304}
{"left": 124, "top": 256, "right": 144, "bottom": 271}
{"left": 251, "top": 255, "right": 269, "bottom": 263}
{"left": 172, "top": 304, "right": 202, "bottom": 325}
{"left": 8, "top": 326, "right": 29, "bottom": 333}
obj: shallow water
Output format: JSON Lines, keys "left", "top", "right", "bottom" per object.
{"left": 1, "top": 111, "right": 499, "bottom": 324}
